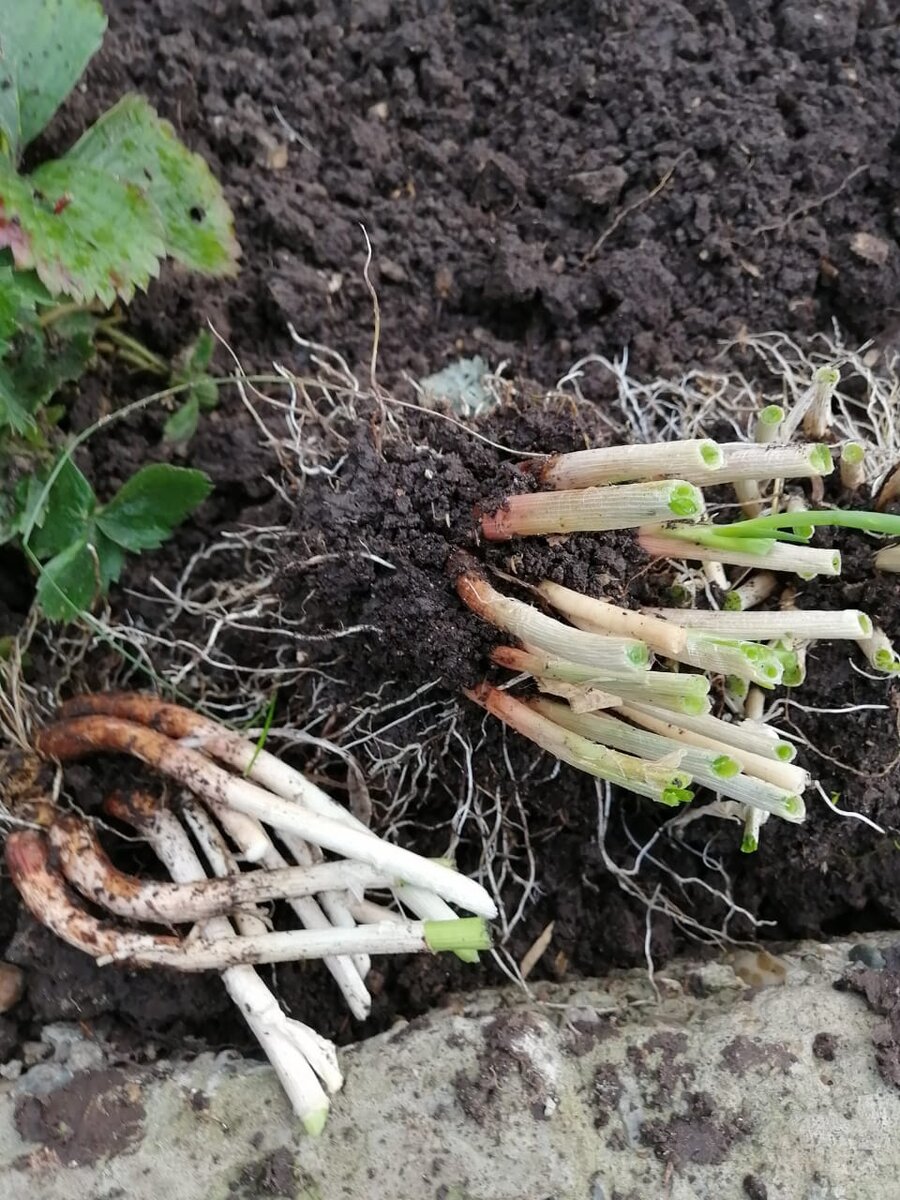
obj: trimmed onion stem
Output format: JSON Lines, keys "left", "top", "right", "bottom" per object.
{"left": 48, "top": 813, "right": 389, "bottom": 923}
{"left": 454, "top": 565, "right": 649, "bottom": 671}
{"left": 723, "top": 572, "right": 778, "bottom": 612}
{"left": 874, "top": 545, "right": 900, "bottom": 573}
{"left": 675, "top": 442, "right": 833, "bottom": 485}
{"left": 465, "top": 683, "right": 693, "bottom": 806}
{"left": 530, "top": 698, "right": 740, "bottom": 781}
{"left": 36, "top": 716, "right": 498, "bottom": 918}
{"left": 644, "top": 608, "right": 872, "bottom": 641}
{"left": 481, "top": 480, "right": 705, "bottom": 540}
{"left": 537, "top": 581, "right": 687, "bottom": 658}
{"left": 619, "top": 703, "right": 808, "bottom": 792}
{"left": 675, "top": 632, "right": 784, "bottom": 687}
{"left": 59, "top": 694, "right": 480, "bottom": 964}
{"left": 491, "top": 646, "right": 710, "bottom": 715}
{"left": 530, "top": 438, "right": 723, "bottom": 488}
{"left": 840, "top": 442, "right": 866, "bottom": 491}
{"left": 755, "top": 405, "right": 785, "bottom": 443}
{"left": 857, "top": 626, "right": 900, "bottom": 673}
{"left": 741, "top": 806, "right": 769, "bottom": 853}
{"left": 540, "top": 700, "right": 803, "bottom": 821}
{"left": 638, "top": 528, "right": 841, "bottom": 577}
{"left": 622, "top": 700, "right": 796, "bottom": 765}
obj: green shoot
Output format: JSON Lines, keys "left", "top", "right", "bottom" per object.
{"left": 713, "top": 509, "right": 900, "bottom": 541}
{"left": 423, "top": 918, "right": 492, "bottom": 955}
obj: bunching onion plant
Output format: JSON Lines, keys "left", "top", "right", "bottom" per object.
{"left": 458, "top": 385, "right": 900, "bottom": 856}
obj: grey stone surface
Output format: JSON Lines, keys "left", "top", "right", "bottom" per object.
{"left": 1, "top": 935, "right": 898, "bottom": 1199}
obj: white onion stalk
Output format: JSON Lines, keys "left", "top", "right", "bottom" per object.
{"left": 874, "top": 545, "right": 900, "bottom": 573}
{"left": 530, "top": 698, "right": 739, "bottom": 782}
{"left": 464, "top": 683, "right": 693, "bottom": 806}
{"left": 529, "top": 438, "right": 723, "bottom": 489}
{"left": 491, "top": 646, "right": 710, "bottom": 715}
{"left": 755, "top": 404, "right": 785, "bottom": 443}
{"left": 840, "top": 442, "right": 866, "bottom": 491}
{"left": 781, "top": 366, "right": 839, "bottom": 440}
{"left": 537, "top": 581, "right": 688, "bottom": 658}
{"left": 58, "top": 694, "right": 480, "bottom": 964}
{"left": 723, "top": 572, "right": 778, "bottom": 612}
{"left": 675, "top": 632, "right": 784, "bottom": 687}
{"left": 537, "top": 700, "right": 803, "bottom": 821}
{"left": 644, "top": 608, "right": 872, "bottom": 641}
{"left": 131, "top": 807, "right": 338, "bottom": 1135}
{"left": 454, "top": 566, "right": 649, "bottom": 671}
{"left": 48, "top": 813, "right": 389, "bottom": 923}
{"left": 676, "top": 442, "right": 833, "bottom": 485}
{"left": 741, "top": 806, "right": 770, "bottom": 853}
{"left": 36, "top": 716, "right": 498, "bottom": 919}
{"left": 856, "top": 626, "right": 900, "bottom": 673}
{"left": 622, "top": 699, "right": 796, "bottom": 765}
{"left": 481, "top": 480, "right": 705, "bottom": 540}
{"left": 638, "top": 528, "right": 841, "bottom": 578}
{"left": 619, "top": 703, "right": 808, "bottom": 793}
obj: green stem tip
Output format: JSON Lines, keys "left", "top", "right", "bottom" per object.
{"left": 424, "top": 918, "right": 492, "bottom": 955}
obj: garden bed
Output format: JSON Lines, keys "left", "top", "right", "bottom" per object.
{"left": 2, "top": 0, "right": 900, "bottom": 1063}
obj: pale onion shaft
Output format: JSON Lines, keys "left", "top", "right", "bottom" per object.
{"left": 481, "top": 480, "right": 704, "bottom": 540}
{"left": 723, "top": 572, "right": 778, "bottom": 611}
{"left": 857, "top": 626, "right": 900, "bottom": 673}
{"left": 529, "top": 698, "right": 736, "bottom": 783}
{"left": 36, "top": 716, "right": 498, "bottom": 918}
{"left": 874, "top": 545, "right": 900, "bottom": 573}
{"left": 537, "top": 581, "right": 687, "bottom": 658}
{"left": 455, "top": 569, "right": 649, "bottom": 671}
{"left": 58, "top": 694, "right": 476, "bottom": 963}
{"left": 755, "top": 405, "right": 784, "bottom": 443}
{"left": 150, "top": 807, "right": 342, "bottom": 1125}
{"left": 533, "top": 439, "right": 723, "bottom": 488}
{"left": 491, "top": 646, "right": 709, "bottom": 714}
{"left": 638, "top": 529, "right": 841, "bottom": 577}
{"left": 465, "top": 683, "right": 691, "bottom": 805}
{"left": 619, "top": 703, "right": 808, "bottom": 792}
{"left": 644, "top": 608, "right": 872, "bottom": 641}
{"left": 675, "top": 442, "right": 833, "bottom": 485}
{"left": 675, "top": 632, "right": 783, "bottom": 687}
{"left": 840, "top": 443, "right": 866, "bottom": 491}
{"left": 48, "top": 814, "right": 388, "bottom": 923}
{"left": 538, "top": 700, "right": 802, "bottom": 820}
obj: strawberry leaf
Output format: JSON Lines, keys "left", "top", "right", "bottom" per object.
{"left": 0, "top": 0, "right": 107, "bottom": 160}
{"left": 96, "top": 464, "right": 211, "bottom": 551}
{"left": 67, "top": 95, "right": 240, "bottom": 276}
{"left": 26, "top": 455, "right": 96, "bottom": 558}
{"left": 0, "top": 157, "right": 166, "bottom": 305}
{"left": 36, "top": 535, "right": 96, "bottom": 620}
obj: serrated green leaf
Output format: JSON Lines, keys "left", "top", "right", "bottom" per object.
{"left": 0, "top": 265, "right": 49, "bottom": 349}
{"left": 96, "top": 463, "right": 211, "bottom": 551}
{"left": 94, "top": 527, "right": 126, "bottom": 591}
{"left": 27, "top": 455, "right": 96, "bottom": 558}
{"left": 0, "top": 156, "right": 166, "bottom": 304}
{"left": 186, "top": 328, "right": 215, "bottom": 373}
{"left": 0, "top": 0, "right": 107, "bottom": 159}
{"left": 0, "top": 360, "right": 34, "bottom": 432}
{"left": 36, "top": 534, "right": 97, "bottom": 620}
{"left": 67, "top": 95, "right": 239, "bottom": 276}
{"left": 163, "top": 393, "right": 200, "bottom": 444}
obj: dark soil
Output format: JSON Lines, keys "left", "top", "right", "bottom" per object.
{"left": 3, "top": 0, "right": 900, "bottom": 1065}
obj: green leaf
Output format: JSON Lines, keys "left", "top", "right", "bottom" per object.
{"left": 94, "top": 527, "right": 126, "bottom": 591}
{"left": 0, "top": 360, "right": 34, "bottom": 433}
{"left": 163, "top": 393, "right": 200, "bottom": 444}
{"left": 67, "top": 95, "right": 240, "bottom": 276}
{"left": 27, "top": 455, "right": 96, "bottom": 558}
{"left": 0, "top": 0, "right": 107, "bottom": 159}
{"left": 0, "top": 156, "right": 166, "bottom": 304}
{"left": 96, "top": 463, "right": 211, "bottom": 551}
{"left": 36, "top": 534, "right": 97, "bottom": 620}
{"left": 0, "top": 265, "right": 49, "bottom": 350}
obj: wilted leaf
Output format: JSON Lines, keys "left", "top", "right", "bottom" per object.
{"left": 26, "top": 455, "right": 95, "bottom": 558}
{"left": 0, "top": 0, "right": 107, "bottom": 159}
{"left": 96, "top": 463, "right": 211, "bottom": 551}
{"left": 67, "top": 95, "right": 239, "bottom": 276}
{"left": 0, "top": 156, "right": 166, "bottom": 304}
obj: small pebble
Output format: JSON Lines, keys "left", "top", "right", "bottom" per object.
{"left": 0, "top": 963, "right": 24, "bottom": 1014}
{"left": 848, "top": 944, "right": 886, "bottom": 970}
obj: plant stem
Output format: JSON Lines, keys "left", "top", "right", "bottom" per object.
{"left": 481, "top": 480, "right": 705, "bottom": 540}
{"left": 528, "top": 438, "right": 723, "bottom": 488}
{"left": 674, "top": 442, "right": 833, "bottom": 485}
{"left": 537, "top": 581, "right": 688, "bottom": 658}
{"left": 723, "top": 572, "right": 778, "bottom": 611}
{"left": 97, "top": 323, "right": 169, "bottom": 375}
{"left": 638, "top": 528, "right": 842, "bottom": 577}
{"left": 622, "top": 700, "right": 797, "bottom": 765}
{"left": 840, "top": 443, "right": 866, "bottom": 491}
{"left": 643, "top": 607, "right": 872, "bottom": 641}
{"left": 715, "top": 509, "right": 900, "bottom": 540}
